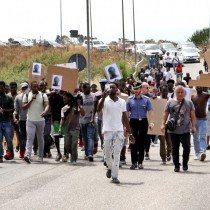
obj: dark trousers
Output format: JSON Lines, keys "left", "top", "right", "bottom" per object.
{"left": 130, "top": 118, "right": 148, "bottom": 164}
{"left": 19, "top": 120, "right": 27, "bottom": 152}
{"left": 170, "top": 132, "right": 191, "bottom": 168}
{"left": 145, "top": 135, "right": 156, "bottom": 153}
{"left": 44, "top": 115, "right": 52, "bottom": 155}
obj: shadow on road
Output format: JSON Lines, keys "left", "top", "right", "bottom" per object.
{"left": 118, "top": 182, "right": 144, "bottom": 186}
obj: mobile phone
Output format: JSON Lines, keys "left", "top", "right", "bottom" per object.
{"left": 105, "top": 84, "right": 110, "bottom": 90}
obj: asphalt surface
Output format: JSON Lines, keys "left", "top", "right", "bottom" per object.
{"left": 0, "top": 61, "right": 210, "bottom": 210}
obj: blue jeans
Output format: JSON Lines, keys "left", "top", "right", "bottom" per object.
{"left": 193, "top": 118, "right": 207, "bottom": 154}
{"left": 0, "top": 122, "right": 13, "bottom": 157}
{"left": 81, "top": 123, "right": 95, "bottom": 156}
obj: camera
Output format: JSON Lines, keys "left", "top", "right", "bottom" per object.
{"left": 73, "top": 93, "right": 83, "bottom": 107}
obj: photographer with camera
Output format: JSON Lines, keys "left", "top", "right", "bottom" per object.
{"left": 58, "top": 92, "right": 85, "bottom": 164}
{"left": 161, "top": 85, "right": 196, "bottom": 172}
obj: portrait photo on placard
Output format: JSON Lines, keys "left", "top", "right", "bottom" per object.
{"left": 52, "top": 75, "right": 62, "bottom": 90}
{"left": 32, "top": 63, "right": 42, "bottom": 76}
{"left": 104, "top": 63, "right": 122, "bottom": 82}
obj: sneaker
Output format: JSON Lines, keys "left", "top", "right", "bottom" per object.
{"left": 207, "top": 145, "right": 210, "bottom": 150}
{"left": 200, "top": 153, "right": 206, "bottom": 161}
{"left": 0, "top": 157, "right": 3, "bottom": 163}
{"left": 138, "top": 164, "right": 144, "bottom": 169}
{"left": 111, "top": 178, "right": 120, "bottom": 184}
{"left": 130, "top": 164, "right": 137, "bottom": 170}
{"left": 161, "top": 160, "right": 166, "bottom": 165}
{"left": 4, "top": 151, "right": 13, "bottom": 160}
{"left": 93, "top": 147, "right": 98, "bottom": 154}
{"left": 144, "top": 153, "right": 150, "bottom": 160}
{"left": 174, "top": 167, "right": 180, "bottom": 172}
{"left": 62, "top": 155, "right": 68, "bottom": 162}
{"left": 37, "top": 157, "right": 43, "bottom": 162}
{"left": 19, "top": 151, "right": 25, "bottom": 159}
{"left": 24, "top": 156, "right": 31, "bottom": 164}
{"left": 72, "top": 161, "right": 77, "bottom": 165}
{"left": 106, "top": 169, "right": 111, "bottom": 178}
{"left": 194, "top": 155, "right": 199, "bottom": 160}
{"left": 88, "top": 155, "right": 93, "bottom": 162}
{"left": 167, "top": 155, "right": 171, "bottom": 161}
{"left": 55, "top": 153, "right": 62, "bottom": 161}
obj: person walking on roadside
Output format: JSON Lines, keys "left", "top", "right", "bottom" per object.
{"left": 191, "top": 87, "right": 210, "bottom": 161}
{"left": 22, "top": 81, "right": 49, "bottom": 163}
{"left": 59, "top": 92, "right": 85, "bottom": 164}
{"left": 172, "top": 52, "right": 179, "bottom": 72}
{"left": 161, "top": 85, "right": 196, "bottom": 172}
{"left": 126, "top": 82, "right": 154, "bottom": 170}
{"left": 14, "top": 82, "right": 29, "bottom": 158}
{"left": 80, "top": 83, "right": 95, "bottom": 162}
{"left": 98, "top": 82, "right": 134, "bottom": 184}
{"left": 157, "top": 85, "right": 172, "bottom": 164}
{"left": 0, "top": 81, "right": 14, "bottom": 163}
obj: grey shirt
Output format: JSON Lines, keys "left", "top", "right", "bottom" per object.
{"left": 79, "top": 93, "right": 94, "bottom": 124}
{"left": 14, "top": 94, "right": 27, "bottom": 121}
{"left": 164, "top": 99, "right": 195, "bottom": 134}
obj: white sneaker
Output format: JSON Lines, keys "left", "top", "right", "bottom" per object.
{"left": 37, "top": 157, "right": 43, "bottom": 162}
{"left": 194, "top": 153, "right": 199, "bottom": 160}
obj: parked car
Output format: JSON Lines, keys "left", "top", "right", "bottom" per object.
{"left": 132, "top": 43, "right": 145, "bottom": 54}
{"left": 142, "top": 44, "right": 163, "bottom": 59}
{"left": 115, "top": 42, "right": 132, "bottom": 53}
{"left": 83, "top": 40, "right": 109, "bottom": 51}
{"left": 181, "top": 47, "right": 200, "bottom": 63}
{"left": 159, "top": 43, "right": 176, "bottom": 54}
{"left": 162, "top": 50, "right": 183, "bottom": 67}
{"left": 177, "top": 42, "right": 200, "bottom": 52}
{"left": 38, "top": 40, "right": 63, "bottom": 48}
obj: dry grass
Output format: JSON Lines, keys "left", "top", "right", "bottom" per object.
{"left": 0, "top": 45, "right": 140, "bottom": 84}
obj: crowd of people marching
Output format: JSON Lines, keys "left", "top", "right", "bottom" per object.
{"left": 0, "top": 56, "right": 209, "bottom": 184}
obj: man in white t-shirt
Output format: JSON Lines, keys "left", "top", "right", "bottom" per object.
{"left": 22, "top": 81, "right": 49, "bottom": 163}
{"left": 164, "top": 68, "right": 172, "bottom": 82}
{"left": 97, "top": 82, "right": 134, "bottom": 184}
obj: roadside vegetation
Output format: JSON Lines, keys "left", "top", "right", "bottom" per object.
{"left": 0, "top": 45, "right": 138, "bottom": 85}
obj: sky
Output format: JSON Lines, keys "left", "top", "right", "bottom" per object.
{"left": 0, "top": 0, "right": 210, "bottom": 44}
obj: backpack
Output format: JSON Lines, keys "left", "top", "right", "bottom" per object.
{"left": 24, "top": 91, "right": 45, "bottom": 104}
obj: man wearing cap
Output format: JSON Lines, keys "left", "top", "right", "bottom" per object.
{"left": 14, "top": 82, "right": 29, "bottom": 158}
{"left": 126, "top": 81, "right": 154, "bottom": 169}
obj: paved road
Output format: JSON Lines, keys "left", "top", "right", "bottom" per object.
{"left": 1, "top": 61, "right": 210, "bottom": 210}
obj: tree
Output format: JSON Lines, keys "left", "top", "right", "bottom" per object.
{"left": 8, "top": 38, "right": 14, "bottom": 43}
{"left": 145, "top": 39, "right": 156, "bottom": 44}
{"left": 188, "top": 28, "right": 209, "bottom": 46}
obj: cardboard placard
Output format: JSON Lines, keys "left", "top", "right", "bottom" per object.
{"left": 29, "top": 63, "right": 45, "bottom": 83}
{"left": 188, "top": 79, "right": 210, "bottom": 88}
{"left": 46, "top": 65, "right": 78, "bottom": 92}
{"left": 200, "top": 73, "right": 210, "bottom": 80}
{"left": 147, "top": 98, "right": 167, "bottom": 136}
{"left": 204, "top": 49, "right": 210, "bottom": 67}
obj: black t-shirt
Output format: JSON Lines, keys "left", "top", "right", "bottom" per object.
{"left": 0, "top": 95, "right": 14, "bottom": 122}
{"left": 183, "top": 76, "right": 191, "bottom": 85}
{"left": 49, "top": 93, "right": 64, "bottom": 121}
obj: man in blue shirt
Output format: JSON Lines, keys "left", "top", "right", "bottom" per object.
{"left": 126, "top": 82, "right": 154, "bottom": 169}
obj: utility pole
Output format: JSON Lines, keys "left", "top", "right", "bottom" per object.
{"left": 132, "top": 0, "right": 137, "bottom": 66}
{"left": 122, "top": 0, "right": 126, "bottom": 72}
{"left": 86, "top": 0, "right": 91, "bottom": 83}
{"left": 60, "top": 0, "right": 62, "bottom": 43}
